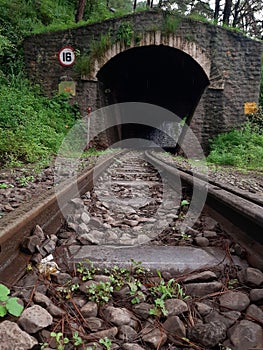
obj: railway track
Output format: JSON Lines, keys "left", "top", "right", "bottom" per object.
{"left": 0, "top": 150, "right": 263, "bottom": 350}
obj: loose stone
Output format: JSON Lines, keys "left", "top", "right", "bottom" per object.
{"left": 163, "top": 315, "right": 186, "bottom": 338}
{"left": 183, "top": 270, "right": 217, "bottom": 283}
{"left": 164, "top": 298, "right": 188, "bottom": 316}
{"left": 241, "top": 267, "right": 263, "bottom": 287}
{"left": 250, "top": 289, "right": 263, "bottom": 303}
{"left": 86, "top": 317, "right": 104, "bottom": 332}
{"left": 142, "top": 327, "right": 167, "bottom": 348}
{"left": 103, "top": 306, "right": 132, "bottom": 326}
{"left": 219, "top": 291, "right": 250, "bottom": 311}
{"left": 0, "top": 320, "right": 38, "bottom": 350}
{"left": 194, "top": 237, "right": 210, "bottom": 247}
{"left": 245, "top": 304, "right": 263, "bottom": 324}
{"left": 18, "top": 305, "right": 53, "bottom": 333}
{"left": 227, "top": 320, "right": 263, "bottom": 350}
{"left": 118, "top": 325, "right": 137, "bottom": 341}
{"left": 80, "top": 301, "right": 98, "bottom": 318}
{"left": 188, "top": 321, "right": 227, "bottom": 347}
{"left": 205, "top": 310, "right": 241, "bottom": 329}
{"left": 89, "top": 327, "right": 118, "bottom": 340}
{"left": 184, "top": 281, "right": 223, "bottom": 297}
{"left": 122, "top": 344, "right": 145, "bottom": 350}
{"left": 132, "top": 303, "right": 152, "bottom": 320}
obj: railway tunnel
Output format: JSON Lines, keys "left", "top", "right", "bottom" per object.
{"left": 96, "top": 45, "right": 210, "bottom": 150}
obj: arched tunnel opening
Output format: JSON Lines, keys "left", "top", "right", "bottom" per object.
{"left": 97, "top": 45, "right": 210, "bottom": 150}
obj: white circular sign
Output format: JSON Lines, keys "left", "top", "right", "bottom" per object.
{"left": 58, "top": 46, "right": 76, "bottom": 67}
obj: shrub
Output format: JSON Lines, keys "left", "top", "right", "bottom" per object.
{"left": 207, "top": 122, "right": 263, "bottom": 170}
{"left": 0, "top": 77, "right": 80, "bottom": 166}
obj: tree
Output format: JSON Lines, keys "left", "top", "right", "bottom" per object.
{"left": 222, "top": 0, "right": 232, "bottom": 24}
{"left": 214, "top": 0, "right": 221, "bottom": 21}
{"left": 75, "top": 0, "right": 86, "bottom": 22}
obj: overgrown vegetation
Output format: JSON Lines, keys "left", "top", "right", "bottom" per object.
{"left": 207, "top": 108, "right": 263, "bottom": 170}
{"left": 0, "top": 76, "right": 80, "bottom": 167}
{"left": 75, "top": 21, "right": 140, "bottom": 77}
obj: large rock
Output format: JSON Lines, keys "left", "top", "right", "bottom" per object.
{"left": 142, "top": 327, "right": 167, "bottom": 348}
{"left": 18, "top": 305, "right": 53, "bottom": 333}
{"left": 104, "top": 306, "right": 132, "bottom": 326}
{"left": 80, "top": 301, "right": 98, "bottom": 318}
{"left": 118, "top": 325, "right": 137, "bottom": 341}
{"left": 183, "top": 271, "right": 217, "bottom": 283}
{"left": 188, "top": 321, "right": 227, "bottom": 347}
{"left": 245, "top": 304, "right": 263, "bottom": 324}
{"left": 0, "top": 320, "right": 38, "bottom": 349}
{"left": 219, "top": 291, "right": 250, "bottom": 312}
{"left": 132, "top": 303, "right": 152, "bottom": 320}
{"left": 122, "top": 344, "right": 145, "bottom": 350}
{"left": 163, "top": 316, "right": 186, "bottom": 338}
{"left": 250, "top": 289, "right": 263, "bottom": 303}
{"left": 239, "top": 267, "right": 263, "bottom": 287}
{"left": 228, "top": 320, "right": 263, "bottom": 350}
{"left": 205, "top": 310, "right": 240, "bottom": 329}
{"left": 164, "top": 299, "right": 188, "bottom": 316}
{"left": 184, "top": 281, "right": 222, "bottom": 297}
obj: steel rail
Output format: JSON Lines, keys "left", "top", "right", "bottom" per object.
{"left": 0, "top": 149, "right": 262, "bottom": 285}
{"left": 0, "top": 152, "right": 123, "bottom": 285}
{"left": 145, "top": 151, "right": 263, "bottom": 269}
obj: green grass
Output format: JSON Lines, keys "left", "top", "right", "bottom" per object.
{"left": 0, "top": 75, "right": 80, "bottom": 167}
{"left": 207, "top": 121, "right": 263, "bottom": 170}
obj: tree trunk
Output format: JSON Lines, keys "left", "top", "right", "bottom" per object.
{"left": 214, "top": 0, "right": 221, "bottom": 21}
{"left": 223, "top": 0, "right": 232, "bottom": 25}
{"left": 133, "top": 0, "right": 137, "bottom": 11}
{"left": 233, "top": 0, "right": 241, "bottom": 27}
{"left": 75, "top": 0, "right": 87, "bottom": 22}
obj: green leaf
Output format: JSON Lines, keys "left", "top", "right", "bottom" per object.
{"left": 0, "top": 284, "right": 10, "bottom": 301}
{"left": 6, "top": 297, "right": 24, "bottom": 317}
{"left": 0, "top": 304, "right": 7, "bottom": 317}
{"left": 181, "top": 199, "right": 189, "bottom": 207}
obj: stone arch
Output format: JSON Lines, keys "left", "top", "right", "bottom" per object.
{"left": 85, "top": 31, "right": 212, "bottom": 82}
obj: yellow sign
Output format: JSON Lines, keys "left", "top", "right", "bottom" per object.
{"left": 58, "top": 81, "right": 76, "bottom": 96}
{"left": 244, "top": 102, "right": 258, "bottom": 115}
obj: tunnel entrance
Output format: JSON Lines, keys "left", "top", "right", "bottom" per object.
{"left": 97, "top": 45, "right": 210, "bottom": 149}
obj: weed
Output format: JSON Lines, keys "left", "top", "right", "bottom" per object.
{"left": 50, "top": 332, "right": 69, "bottom": 350}
{"left": 75, "top": 32, "right": 112, "bottom": 77}
{"left": 149, "top": 271, "right": 189, "bottom": 316}
{"left": 162, "top": 14, "right": 182, "bottom": 34}
{"left": 99, "top": 337, "right": 112, "bottom": 350}
{"left": 18, "top": 175, "right": 35, "bottom": 187}
{"left": 0, "top": 283, "right": 24, "bottom": 317}
{"left": 86, "top": 281, "right": 113, "bottom": 304}
{"left": 181, "top": 232, "right": 191, "bottom": 240}
{"left": 116, "top": 21, "right": 134, "bottom": 46}
{"left": 57, "top": 283, "right": 79, "bottom": 299}
{"left": 0, "top": 183, "right": 14, "bottom": 189}
{"left": 77, "top": 259, "right": 96, "bottom": 281}
{"left": 149, "top": 297, "right": 168, "bottom": 317}
{"left": 228, "top": 278, "right": 239, "bottom": 289}
{"left": 72, "top": 331, "right": 83, "bottom": 346}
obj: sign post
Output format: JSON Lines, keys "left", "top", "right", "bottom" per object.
{"left": 87, "top": 106, "right": 92, "bottom": 149}
{"left": 58, "top": 46, "right": 76, "bottom": 67}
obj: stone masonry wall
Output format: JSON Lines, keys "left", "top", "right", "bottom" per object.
{"left": 23, "top": 10, "right": 262, "bottom": 152}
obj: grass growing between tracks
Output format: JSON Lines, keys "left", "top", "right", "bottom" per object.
{"left": 207, "top": 113, "right": 263, "bottom": 171}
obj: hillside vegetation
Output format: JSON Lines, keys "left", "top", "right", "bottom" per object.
{"left": 0, "top": 0, "right": 262, "bottom": 169}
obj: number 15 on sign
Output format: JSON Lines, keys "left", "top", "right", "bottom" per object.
{"left": 58, "top": 46, "right": 76, "bottom": 67}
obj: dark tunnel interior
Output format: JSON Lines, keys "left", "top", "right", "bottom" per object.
{"left": 97, "top": 45, "right": 210, "bottom": 147}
